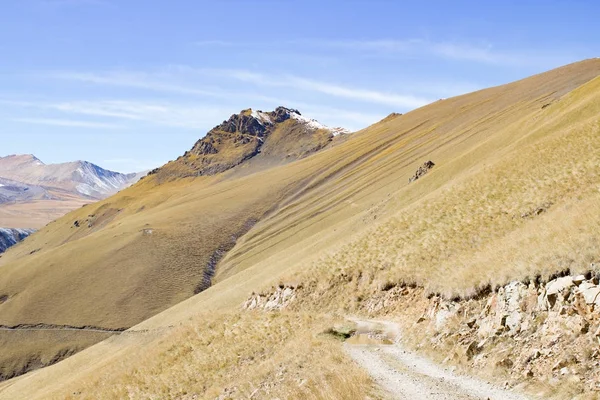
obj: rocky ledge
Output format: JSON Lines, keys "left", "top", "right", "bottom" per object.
{"left": 359, "top": 268, "right": 600, "bottom": 395}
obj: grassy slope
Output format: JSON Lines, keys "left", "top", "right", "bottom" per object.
{"left": 1, "top": 60, "right": 600, "bottom": 399}
{"left": 0, "top": 196, "right": 91, "bottom": 229}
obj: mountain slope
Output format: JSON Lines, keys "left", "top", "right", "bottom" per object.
{"left": 1, "top": 60, "right": 600, "bottom": 397}
{"left": 0, "top": 107, "right": 351, "bottom": 380}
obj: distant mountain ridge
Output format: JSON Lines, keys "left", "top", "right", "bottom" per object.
{"left": 0, "top": 155, "right": 146, "bottom": 228}
{"left": 0, "top": 154, "right": 142, "bottom": 199}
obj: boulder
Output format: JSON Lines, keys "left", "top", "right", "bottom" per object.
{"left": 577, "top": 282, "right": 600, "bottom": 305}
{"left": 408, "top": 161, "right": 435, "bottom": 183}
{"left": 545, "top": 276, "right": 575, "bottom": 309}
{"left": 546, "top": 276, "right": 574, "bottom": 296}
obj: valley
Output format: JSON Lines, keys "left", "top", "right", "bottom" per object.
{"left": 1, "top": 60, "right": 600, "bottom": 399}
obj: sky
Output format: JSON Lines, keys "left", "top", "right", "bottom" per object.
{"left": 1, "top": 0, "right": 599, "bottom": 172}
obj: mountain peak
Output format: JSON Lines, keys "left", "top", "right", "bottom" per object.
{"left": 0, "top": 154, "right": 45, "bottom": 166}
{"left": 152, "top": 106, "right": 350, "bottom": 180}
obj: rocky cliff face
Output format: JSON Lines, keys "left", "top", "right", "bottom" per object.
{"left": 152, "top": 107, "right": 349, "bottom": 180}
{"left": 0, "top": 228, "right": 35, "bottom": 254}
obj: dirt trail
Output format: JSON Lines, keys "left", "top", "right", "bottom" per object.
{"left": 0, "top": 323, "right": 126, "bottom": 333}
{"left": 345, "top": 319, "right": 530, "bottom": 400}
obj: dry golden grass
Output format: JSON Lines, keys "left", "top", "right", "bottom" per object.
{"left": 0, "top": 195, "right": 92, "bottom": 229}
{"left": 1, "top": 60, "right": 600, "bottom": 398}
{"left": 293, "top": 74, "right": 600, "bottom": 301}
{"left": 53, "top": 312, "right": 372, "bottom": 400}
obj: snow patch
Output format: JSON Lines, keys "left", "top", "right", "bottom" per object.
{"left": 251, "top": 109, "right": 273, "bottom": 125}
{"left": 289, "top": 111, "right": 351, "bottom": 136}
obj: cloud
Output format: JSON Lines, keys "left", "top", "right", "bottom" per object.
{"left": 47, "top": 70, "right": 292, "bottom": 105}
{"left": 46, "top": 67, "right": 433, "bottom": 109}
{"left": 189, "top": 68, "right": 433, "bottom": 109}
{"left": 50, "top": 71, "right": 226, "bottom": 98}
{"left": 38, "top": 0, "right": 108, "bottom": 6}
{"left": 186, "top": 38, "right": 575, "bottom": 67}
{"left": 194, "top": 40, "right": 236, "bottom": 47}
{"left": 12, "top": 117, "right": 122, "bottom": 129}
{"left": 305, "top": 39, "right": 578, "bottom": 67}
{"left": 3, "top": 99, "right": 232, "bottom": 130}
{"left": 51, "top": 100, "right": 230, "bottom": 129}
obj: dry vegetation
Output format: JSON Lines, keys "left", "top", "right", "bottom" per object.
{"left": 56, "top": 312, "right": 372, "bottom": 400}
{"left": 1, "top": 60, "right": 600, "bottom": 399}
{"left": 0, "top": 194, "right": 92, "bottom": 229}
{"left": 298, "top": 76, "right": 600, "bottom": 301}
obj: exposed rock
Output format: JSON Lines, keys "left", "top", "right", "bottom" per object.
{"left": 0, "top": 228, "right": 35, "bottom": 254}
{"left": 546, "top": 276, "right": 574, "bottom": 296}
{"left": 577, "top": 282, "right": 600, "bottom": 305}
{"left": 573, "top": 275, "right": 587, "bottom": 285}
{"left": 544, "top": 276, "right": 575, "bottom": 309}
{"left": 408, "top": 161, "right": 435, "bottom": 183}
{"left": 465, "top": 341, "right": 480, "bottom": 359}
{"left": 520, "top": 202, "right": 552, "bottom": 218}
{"left": 243, "top": 286, "right": 297, "bottom": 311}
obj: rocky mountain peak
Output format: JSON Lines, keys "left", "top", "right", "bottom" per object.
{"left": 214, "top": 111, "right": 269, "bottom": 137}
{"left": 154, "top": 106, "right": 350, "bottom": 180}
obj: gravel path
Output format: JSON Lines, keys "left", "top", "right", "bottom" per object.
{"left": 345, "top": 319, "right": 530, "bottom": 400}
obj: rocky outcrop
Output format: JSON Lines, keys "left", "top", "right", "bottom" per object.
{"left": 409, "top": 161, "right": 435, "bottom": 183}
{"left": 279, "top": 265, "right": 600, "bottom": 394}
{"left": 242, "top": 285, "right": 298, "bottom": 311}
{"left": 0, "top": 228, "right": 34, "bottom": 254}
{"left": 413, "top": 269, "right": 600, "bottom": 393}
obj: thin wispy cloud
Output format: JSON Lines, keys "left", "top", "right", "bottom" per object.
{"left": 309, "top": 39, "right": 581, "bottom": 67}
{"left": 3, "top": 99, "right": 233, "bottom": 130}
{"left": 191, "top": 68, "right": 432, "bottom": 109}
{"left": 52, "top": 100, "right": 230, "bottom": 129}
{"left": 37, "top": 0, "right": 109, "bottom": 7}
{"left": 191, "top": 38, "right": 577, "bottom": 67}
{"left": 13, "top": 117, "right": 122, "bottom": 129}
{"left": 194, "top": 40, "right": 235, "bottom": 47}
{"left": 45, "top": 68, "right": 433, "bottom": 109}
{"left": 51, "top": 71, "right": 225, "bottom": 98}
{"left": 47, "top": 71, "right": 293, "bottom": 105}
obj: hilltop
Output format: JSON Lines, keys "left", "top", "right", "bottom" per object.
{"left": 1, "top": 60, "right": 600, "bottom": 399}
{"left": 153, "top": 106, "right": 349, "bottom": 180}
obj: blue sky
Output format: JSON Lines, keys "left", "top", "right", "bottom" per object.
{"left": 1, "top": 0, "right": 598, "bottom": 172}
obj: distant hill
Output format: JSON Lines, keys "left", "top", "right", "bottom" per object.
{"left": 0, "top": 155, "right": 145, "bottom": 228}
